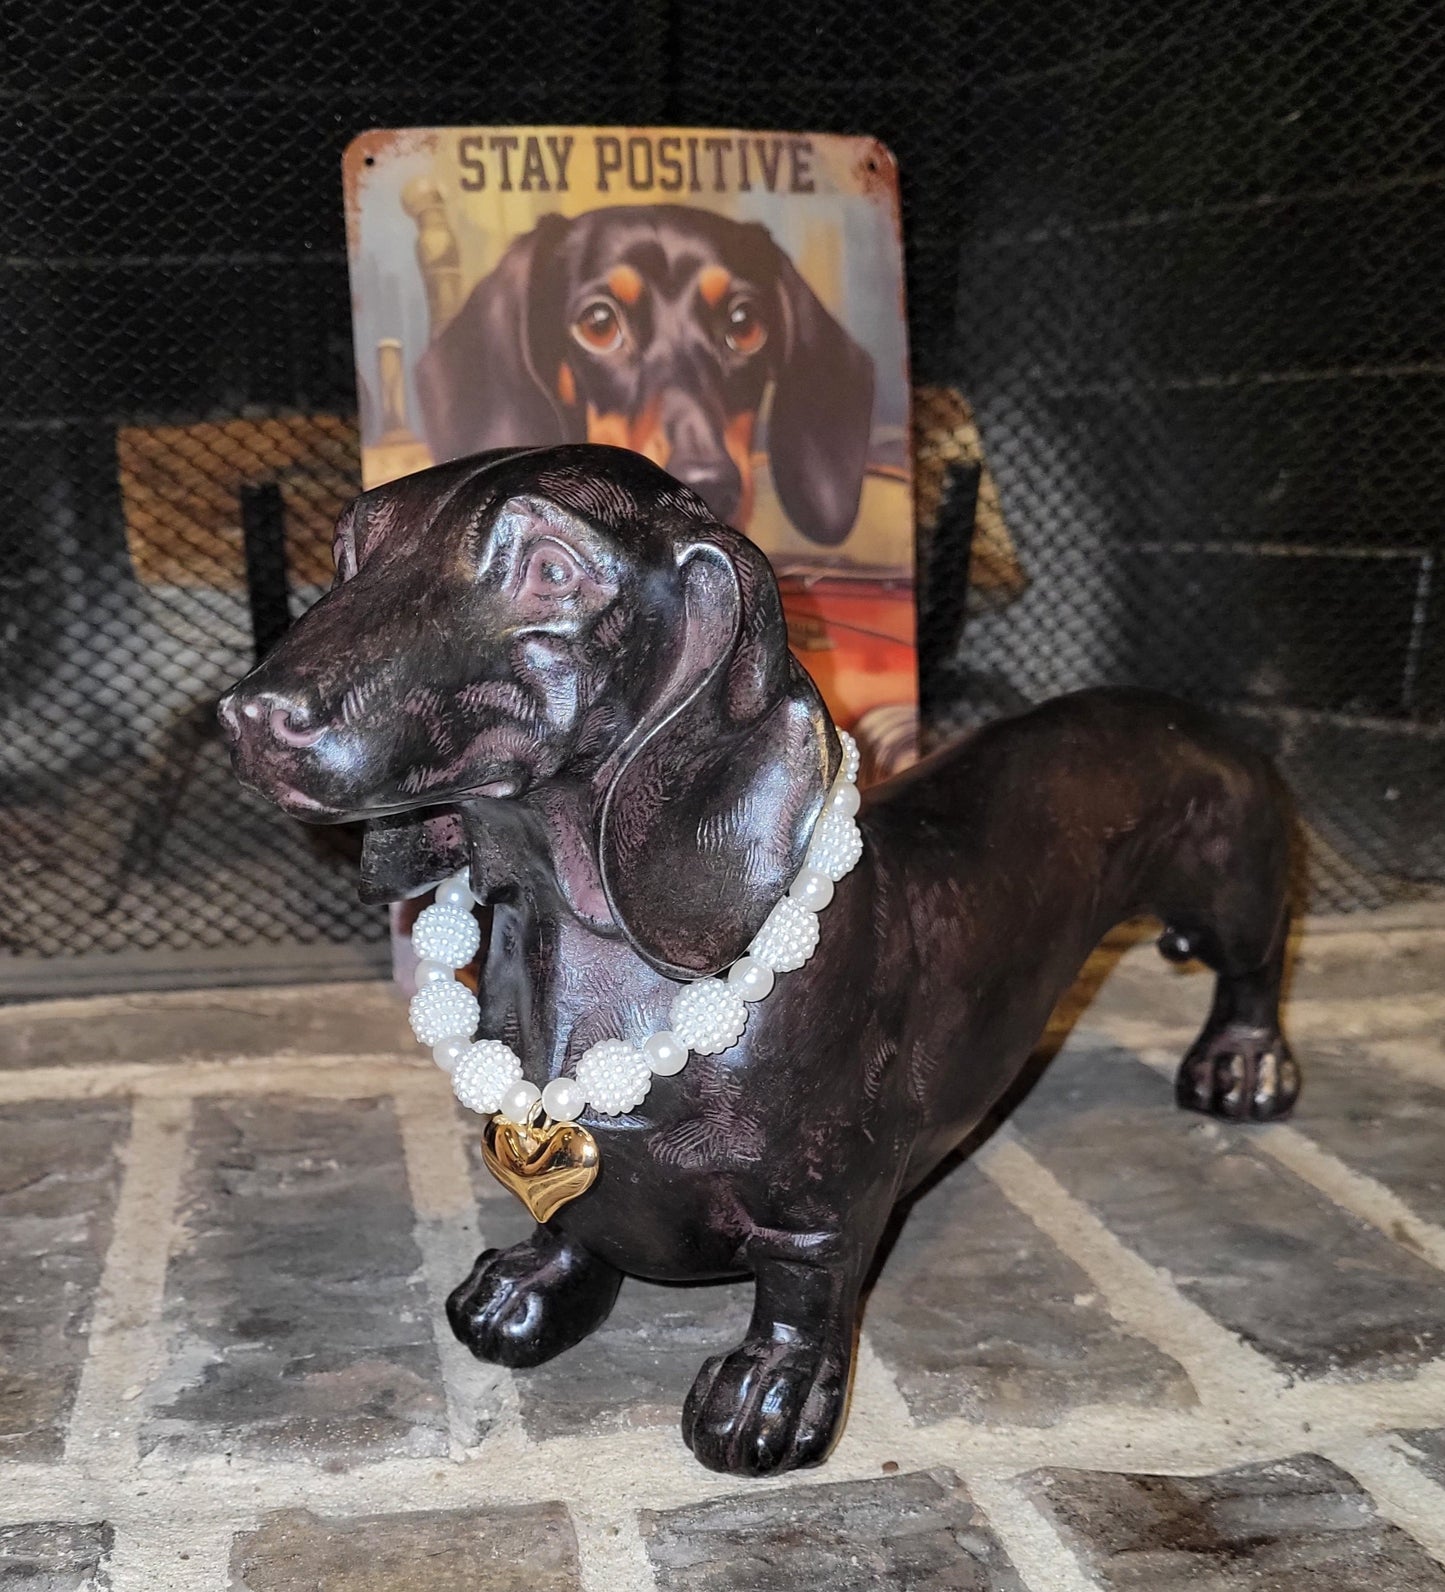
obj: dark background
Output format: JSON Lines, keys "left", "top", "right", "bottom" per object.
{"left": 2, "top": 0, "right": 1441, "bottom": 988}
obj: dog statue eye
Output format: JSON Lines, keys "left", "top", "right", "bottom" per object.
{"left": 571, "top": 299, "right": 624, "bottom": 354}
{"left": 522, "top": 542, "right": 582, "bottom": 600}
{"left": 724, "top": 298, "right": 767, "bottom": 355}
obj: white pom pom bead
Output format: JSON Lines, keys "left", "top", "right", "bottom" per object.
{"left": 411, "top": 902, "right": 481, "bottom": 969}
{"left": 789, "top": 866, "right": 835, "bottom": 912}
{"left": 541, "top": 1076, "right": 586, "bottom": 1122}
{"left": 807, "top": 811, "right": 863, "bottom": 882}
{"left": 670, "top": 978, "right": 749, "bottom": 1055}
{"left": 433, "top": 874, "right": 475, "bottom": 911}
{"left": 643, "top": 1031, "right": 689, "bottom": 1076}
{"left": 452, "top": 1040, "right": 523, "bottom": 1113}
{"left": 749, "top": 895, "right": 820, "bottom": 973}
{"left": 839, "top": 730, "right": 861, "bottom": 782}
{"left": 408, "top": 979, "right": 479, "bottom": 1046}
{"left": 575, "top": 1040, "right": 652, "bottom": 1116}
{"left": 498, "top": 1078, "right": 542, "bottom": 1122}
{"left": 727, "top": 955, "right": 775, "bottom": 1001}
{"left": 830, "top": 781, "right": 861, "bottom": 818}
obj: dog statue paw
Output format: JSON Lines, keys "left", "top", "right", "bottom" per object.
{"left": 682, "top": 1333, "right": 852, "bottom": 1477}
{"left": 446, "top": 1229, "right": 622, "bottom": 1369}
{"left": 220, "top": 443, "right": 1299, "bottom": 1476}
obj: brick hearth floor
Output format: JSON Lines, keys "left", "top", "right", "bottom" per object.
{"left": 2, "top": 914, "right": 1443, "bottom": 1589}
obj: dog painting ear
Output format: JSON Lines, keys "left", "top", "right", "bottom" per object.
{"left": 598, "top": 524, "right": 838, "bottom": 978}
{"left": 767, "top": 245, "right": 876, "bottom": 547}
{"left": 415, "top": 214, "right": 575, "bottom": 463}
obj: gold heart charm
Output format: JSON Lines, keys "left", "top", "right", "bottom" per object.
{"left": 481, "top": 1113, "right": 600, "bottom": 1223}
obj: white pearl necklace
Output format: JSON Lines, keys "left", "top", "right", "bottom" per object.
{"left": 407, "top": 731, "right": 864, "bottom": 1126}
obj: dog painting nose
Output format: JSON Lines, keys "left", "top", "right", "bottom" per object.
{"left": 671, "top": 458, "right": 742, "bottom": 526}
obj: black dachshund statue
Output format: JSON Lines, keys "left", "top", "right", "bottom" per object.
{"left": 219, "top": 445, "right": 1298, "bottom": 1477}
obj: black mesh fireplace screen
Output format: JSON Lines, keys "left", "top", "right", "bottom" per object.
{"left": 2, "top": 0, "right": 1442, "bottom": 985}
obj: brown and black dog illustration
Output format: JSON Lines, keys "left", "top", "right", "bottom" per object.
{"left": 415, "top": 205, "right": 876, "bottom": 545}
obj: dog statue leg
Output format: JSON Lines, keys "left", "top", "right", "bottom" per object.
{"left": 446, "top": 1227, "right": 622, "bottom": 1369}
{"left": 1165, "top": 915, "right": 1300, "bottom": 1123}
{"left": 681, "top": 1225, "right": 877, "bottom": 1476}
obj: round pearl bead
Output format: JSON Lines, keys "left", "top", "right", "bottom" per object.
{"left": 411, "top": 903, "right": 482, "bottom": 970}
{"left": 727, "top": 955, "right": 775, "bottom": 1002}
{"left": 838, "top": 729, "right": 861, "bottom": 782}
{"left": 432, "top": 1037, "right": 468, "bottom": 1073}
{"left": 541, "top": 1077, "right": 585, "bottom": 1121}
{"left": 830, "top": 781, "right": 861, "bottom": 818}
{"left": 408, "top": 979, "right": 480, "bottom": 1046}
{"left": 433, "top": 875, "right": 475, "bottom": 912}
{"left": 413, "top": 959, "right": 453, "bottom": 988}
{"left": 643, "top": 1031, "right": 688, "bottom": 1076}
{"left": 498, "top": 1079, "right": 542, "bottom": 1123}
{"left": 789, "top": 867, "right": 835, "bottom": 912}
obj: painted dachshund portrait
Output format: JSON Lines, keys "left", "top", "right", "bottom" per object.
{"left": 415, "top": 206, "right": 876, "bottom": 546}
{"left": 219, "top": 445, "right": 1299, "bottom": 1477}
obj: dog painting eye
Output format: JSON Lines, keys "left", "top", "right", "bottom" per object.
{"left": 724, "top": 297, "right": 767, "bottom": 356}
{"left": 521, "top": 540, "right": 583, "bottom": 601}
{"left": 571, "top": 299, "right": 624, "bottom": 355}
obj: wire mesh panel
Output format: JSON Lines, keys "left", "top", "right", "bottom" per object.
{"left": 2, "top": 0, "right": 1441, "bottom": 983}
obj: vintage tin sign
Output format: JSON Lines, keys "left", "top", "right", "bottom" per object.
{"left": 344, "top": 126, "right": 918, "bottom": 778}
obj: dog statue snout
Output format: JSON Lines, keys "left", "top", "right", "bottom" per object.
{"left": 218, "top": 686, "right": 327, "bottom": 750}
{"left": 266, "top": 699, "right": 326, "bottom": 749}
{"left": 216, "top": 689, "right": 244, "bottom": 737}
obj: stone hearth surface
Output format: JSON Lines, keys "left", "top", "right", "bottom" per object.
{"left": 1, "top": 914, "right": 1443, "bottom": 1589}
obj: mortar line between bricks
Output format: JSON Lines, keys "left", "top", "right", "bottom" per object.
{"left": 0, "top": 1054, "right": 431, "bottom": 1104}
{"left": 1254, "top": 1124, "right": 1445, "bottom": 1273}
{"left": 1128, "top": 1044, "right": 1445, "bottom": 1272}
{"left": 1366, "top": 1036, "right": 1445, "bottom": 1090}
{"left": 103, "top": 1512, "right": 235, "bottom": 1592}
{"left": 392, "top": 1082, "right": 527, "bottom": 1452}
{"left": 849, "top": 1333, "right": 918, "bottom": 1440}
{"left": 63, "top": 1093, "right": 193, "bottom": 1472}
{"left": 8, "top": 1367, "right": 1445, "bottom": 1546}
{"left": 967, "top": 1474, "right": 1100, "bottom": 1592}
{"left": 572, "top": 1499, "right": 660, "bottom": 1592}
{"left": 1320, "top": 1435, "right": 1445, "bottom": 1567}
{"left": 978, "top": 1131, "right": 1289, "bottom": 1410}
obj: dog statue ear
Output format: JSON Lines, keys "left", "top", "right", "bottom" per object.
{"left": 767, "top": 246, "right": 876, "bottom": 546}
{"left": 415, "top": 214, "right": 574, "bottom": 462}
{"left": 597, "top": 524, "right": 838, "bottom": 979}
{"left": 358, "top": 809, "right": 468, "bottom": 904}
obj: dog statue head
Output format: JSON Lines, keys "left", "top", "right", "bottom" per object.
{"left": 413, "top": 207, "right": 875, "bottom": 546}
{"left": 219, "top": 445, "right": 840, "bottom": 977}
